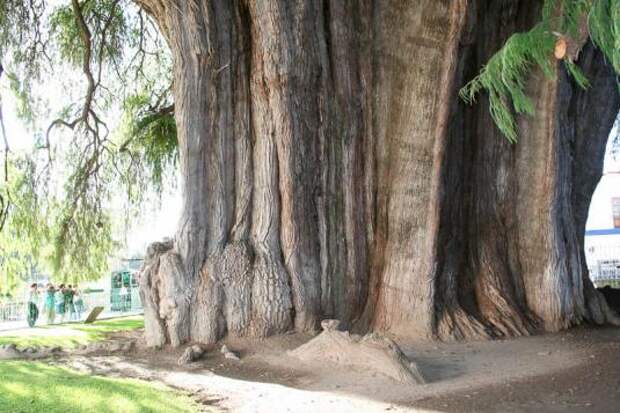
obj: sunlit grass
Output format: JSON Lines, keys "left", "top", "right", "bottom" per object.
{"left": 0, "top": 361, "right": 203, "bottom": 413}
{"left": 0, "top": 316, "right": 144, "bottom": 349}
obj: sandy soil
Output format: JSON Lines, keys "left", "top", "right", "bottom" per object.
{"left": 48, "top": 325, "right": 620, "bottom": 413}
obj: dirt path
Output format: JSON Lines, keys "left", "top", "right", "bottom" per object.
{"left": 414, "top": 326, "right": 620, "bottom": 412}
{"left": 47, "top": 325, "right": 620, "bottom": 412}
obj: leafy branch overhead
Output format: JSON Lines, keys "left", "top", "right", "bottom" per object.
{"left": 460, "top": 0, "right": 620, "bottom": 143}
{"left": 0, "top": 0, "right": 176, "bottom": 290}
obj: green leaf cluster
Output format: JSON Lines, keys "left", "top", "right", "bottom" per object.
{"left": 461, "top": 0, "right": 620, "bottom": 142}
{"left": 50, "top": 0, "right": 128, "bottom": 67}
{"left": 0, "top": 1, "right": 177, "bottom": 294}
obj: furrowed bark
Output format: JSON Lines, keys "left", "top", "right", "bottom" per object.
{"left": 435, "top": 0, "right": 620, "bottom": 339}
{"left": 138, "top": 0, "right": 620, "bottom": 347}
{"left": 317, "top": 0, "right": 373, "bottom": 328}
{"left": 360, "top": 0, "right": 469, "bottom": 339}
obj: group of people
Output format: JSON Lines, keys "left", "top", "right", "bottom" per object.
{"left": 27, "top": 283, "right": 85, "bottom": 327}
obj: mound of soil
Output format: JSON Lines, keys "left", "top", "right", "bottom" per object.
{"left": 288, "top": 319, "right": 425, "bottom": 384}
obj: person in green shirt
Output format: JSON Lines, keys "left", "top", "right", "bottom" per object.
{"left": 43, "top": 284, "right": 56, "bottom": 324}
{"left": 65, "top": 284, "right": 76, "bottom": 321}
{"left": 26, "top": 283, "right": 39, "bottom": 328}
{"left": 55, "top": 284, "right": 66, "bottom": 323}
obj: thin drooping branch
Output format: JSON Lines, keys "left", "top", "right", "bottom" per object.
{"left": 72, "top": 0, "right": 96, "bottom": 125}
{"left": 0, "top": 63, "right": 9, "bottom": 180}
{"left": 46, "top": 0, "right": 119, "bottom": 146}
{"left": 0, "top": 62, "right": 11, "bottom": 231}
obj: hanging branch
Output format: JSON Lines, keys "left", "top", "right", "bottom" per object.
{"left": 0, "top": 62, "right": 11, "bottom": 232}
{"left": 460, "top": 0, "right": 620, "bottom": 142}
{"left": 0, "top": 62, "right": 9, "bottom": 182}
{"left": 46, "top": 0, "right": 119, "bottom": 147}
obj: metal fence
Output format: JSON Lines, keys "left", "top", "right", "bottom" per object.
{"left": 0, "top": 289, "right": 142, "bottom": 324}
{"left": 0, "top": 300, "right": 25, "bottom": 322}
{"left": 109, "top": 287, "right": 142, "bottom": 312}
{"left": 586, "top": 244, "right": 620, "bottom": 287}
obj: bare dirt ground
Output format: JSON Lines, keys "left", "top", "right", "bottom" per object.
{"left": 45, "top": 324, "right": 620, "bottom": 412}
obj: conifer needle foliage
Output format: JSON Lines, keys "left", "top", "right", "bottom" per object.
{"left": 0, "top": 0, "right": 175, "bottom": 291}
{"left": 461, "top": 0, "right": 620, "bottom": 143}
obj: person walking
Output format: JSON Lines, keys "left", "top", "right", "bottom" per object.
{"left": 65, "top": 284, "right": 76, "bottom": 321}
{"left": 55, "top": 284, "right": 66, "bottom": 323}
{"left": 119, "top": 284, "right": 129, "bottom": 312}
{"left": 73, "top": 287, "right": 84, "bottom": 320}
{"left": 26, "top": 283, "right": 40, "bottom": 328}
{"left": 44, "top": 284, "right": 56, "bottom": 324}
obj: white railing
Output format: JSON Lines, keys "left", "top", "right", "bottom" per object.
{"left": 0, "top": 300, "right": 26, "bottom": 322}
{"left": 0, "top": 290, "right": 143, "bottom": 324}
{"left": 586, "top": 244, "right": 620, "bottom": 284}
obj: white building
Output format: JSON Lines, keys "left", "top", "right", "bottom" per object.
{"left": 585, "top": 129, "right": 620, "bottom": 285}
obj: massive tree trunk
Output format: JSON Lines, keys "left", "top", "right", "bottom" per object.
{"left": 137, "top": 0, "right": 620, "bottom": 348}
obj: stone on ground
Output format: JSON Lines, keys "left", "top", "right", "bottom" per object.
{"left": 0, "top": 344, "right": 21, "bottom": 360}
{"left": 221, "top": 344, "right": 240, "bottom": 361}
{"left": 178, "top": 344, "right": 207, "bottom": 365}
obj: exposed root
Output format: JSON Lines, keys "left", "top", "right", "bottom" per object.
{"left": 585, "top": 285, "right": 620, "bottom": 326}
{"left": 141, "top": 239, "right": 294, "bottom": 347}
{"left": 436, "top": 307, "right": 493, "bottom": 340}
{"left": 476, "top": 279, "right": 539, "bottom": 338}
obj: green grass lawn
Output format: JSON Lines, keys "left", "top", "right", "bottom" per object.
{"left": 0, "top": 316, "right": 144, "bottom": 349}
{"left": 0, "top": 361, "right": 203, "bottom": 413}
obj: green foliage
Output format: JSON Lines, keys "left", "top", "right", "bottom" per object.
{"left": 589, "top": 0, "right": 620, "bottom": 73}
{"left": 0, "top": 361, "right": 202, "bottom": 413}
{"left": 5, "top": 72, "right": 38, "bottom": 127}
{"left": 119, "top": 92, "right": 177, "bottom": 197}
{"left": 460, "top": 24, "right": 557, "bottom": 143}
{"left": 0, "top": 152, "right": 118, "bottom": 289}
{"left": 0, "top": 158, "right": 46, "bottom": 293}
{"left": 0, "top": 0, "right": 46, "bottom": 78}
{"left": 0, "top": 1, "right": 177, "bottom": 293}
{"left": 50, "top": 198, "right": 117, "bottom": 282}
{"left": 50, "top": 0, "right": 128, "bottom": 67}
{"left": 461, "top": 0, "right": 620, "bottom": 142}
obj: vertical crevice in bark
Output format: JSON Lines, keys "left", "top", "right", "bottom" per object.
{"left": 434, "top": 0, "right": 543, "bottom": 340}
{"left": 436, "top": 1, "right": 619, "bottom": 339}
{"left": 467, "top": 0, "right": 541, "bottom": 338}
{"left": 434, "top": 0, "right": 492, "bottom": 340}
{"left": 315, "top": 0, "right": 373, "bottom": 328}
